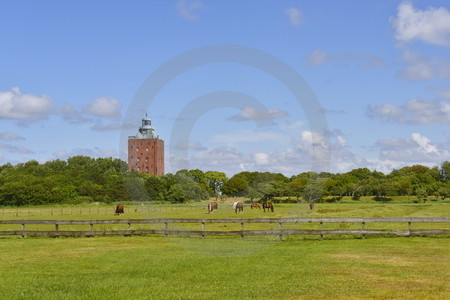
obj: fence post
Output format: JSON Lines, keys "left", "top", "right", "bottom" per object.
{"left": 55, "top": 223, "right": 59, "bottom": 232}
{"left": 361, "top": 221, "right": 366, "bottom": 239}
{"left": 408, "top": 221, "right": 412, "bottom": 236}
{"left": 21, "top": 223, "right": 25, "bottom": 238}
{"left": 201, "top": 222, "right": 205, "bottom": 239}
{"left": 241, "top": 222, "right": 244, "bottom": 238}
{"left": 165, "top": 222, "right": 168, "bottom": 237}
{"left": 320, "top": 221, "right": 324, "bottom": 240}
{"left": 279, "top": 222, "right": 283, "bottom": 241}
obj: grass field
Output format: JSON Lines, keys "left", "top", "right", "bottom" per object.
{"left": 0, "top": 202, "right": 449, "bottom": 299}
{"left": 0, "top": 236, "right": 448, "bottom": 299}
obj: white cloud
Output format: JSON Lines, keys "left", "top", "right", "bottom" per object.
{"left": 375, "top": 133, "right": 449, "bottom": 163}
{"left": 60, "top": 103, "right": 90, "bottom": 123}
{"left": 174, "top": 140, "right": 207, "bottom": 151}
{"left": 84, "top": 97, "right": 122, "bottom": 119}
{"left": 431, "top": 87, "right": 450, "bottom": 99}
{"left": 168, "top": 128, "right": 450, "bottom": 176}
{"left": 177, "top": 0, "right": 203, "bottom": 20}
{"left": 0, "top": 87, "right": 54, "bottom": 120}
{"left": 286, "top": 7, "right": 303, "bottom": 26}
{"left": 254, "top": 152, "right": 269, "bottom": 165}
{"left": 53, "top": 147, "right": 118, "bottom": 160}
{"left": 0, "top": 132, "right": 25, "bottom": 141}
{"left": 306, "top": 49, "right": 385, "bottom": 68}
{"left": 0, "top": 143, "right": 33, "bottom": 154}
{"left": 279, "top": 120, "right": 304, "bottom": 131}
{"left": 229, "top": 106, "right": 288, "bottom": 121}
{"left": 399, "top": 51, "right": 450, "bottom": 81}
{"left": 169, "top": 146, "right": 244, "bottom": 174}
{"left": 169, "top": 130, "right": 354, "bottom": 176}
{"left": 411, "top": 133, "right": 438, "bottom": 154}
{"left": 368, "top": 98, "right": 450, "bottom": 124}
{"left": 90, "top": 121, "right": 134, "bottom": 131}
{"left": 307, "top": 49, "right": 331, "bottom": 66}
{"left": 391, "top": 1, "right": 450, "bottom": 46}
{"left": 212, "top": 130, "right": 285, "bottom": 144}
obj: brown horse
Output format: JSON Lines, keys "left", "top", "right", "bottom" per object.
{"left": 234, "top": 202, "right": 244, "bottom": 213}
{"left": 208, "top": 202, "right": 218, "bottom": 213}
{"left": 309, "top": 202, "right": 315, "bottom": 210}
{"left": 262, "top": 202, "right": 274, "bottom": 212}
{"left": 115, "top": 204, "right": 124, "bottom": 215}
{"left": 250, "top": 203, "right": 261, "bottom": 210}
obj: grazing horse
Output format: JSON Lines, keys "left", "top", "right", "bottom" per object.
{"left": 235, "top": 202, "right": 244, "bottom": 213}
{"left": 262, "top": 202, "right": 274, "bottom": 212}
{"left": 250, "top": 203, "right": 261, "bottom": 210}
{"left": 233, "top": 202, "right": 244, "bottom": 213}
{"left": 208, "top": 202, "right": 218, "bottom": 213}
{"left": 309, "top": 202, "right": 315, "bottom": 210}
{"left": 115, "top": 204, "right": 124, "bottom": 215}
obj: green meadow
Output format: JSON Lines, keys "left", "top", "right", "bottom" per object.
{"left": 0, "top": 202, "right": 449, "bottom": 299}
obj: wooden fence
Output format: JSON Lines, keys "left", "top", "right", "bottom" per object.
{"left": 0, "top": 205, "right": 201, "bottom": 218}
{"left": 0, "top": 217, "right": 449, "bottom": 239}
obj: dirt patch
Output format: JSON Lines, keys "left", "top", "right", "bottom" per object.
{"left": 329, "top": 253, "right": 415, "bottom": 267}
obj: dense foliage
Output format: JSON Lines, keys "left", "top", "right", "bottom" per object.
{"left": 0, "top": 156, "right": 449, "bottom": 206}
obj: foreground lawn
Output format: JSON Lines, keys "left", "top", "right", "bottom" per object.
{"left": 0, "top": 236, "right": 448, "bottom": 299}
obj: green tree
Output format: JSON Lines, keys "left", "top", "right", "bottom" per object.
{"left": 205, "top": 171, "right": 228, "bottom": 198}
{"left": 439, "top": 161, "right": 450, "bottom": 182}
{"left": 222, "top": 175, "right": 248, "bottom": 196}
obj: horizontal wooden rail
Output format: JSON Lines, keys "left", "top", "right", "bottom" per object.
{"left": 1, "top": 217, "right": 449, "bottom": 225}
{"left": 0, "top": 217, "right": 449, "bottom": 239}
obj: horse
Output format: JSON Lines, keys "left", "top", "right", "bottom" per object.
{"left": 262, "top": 202, "right": 274, "bottom": 212}
{"left": 115, "top": 204, "right": 124, "bottom": 215}
{"left": 250, "top": 203, "right": 261, "bottom": 210}
{"left": 309, "top": 202, "right": 315, "bottom": 210}
{"left": 208, "top": 202, "right": 218, "bottom": 213}
{"left": 233, "top": 202, "right": 244, "bottom": 213}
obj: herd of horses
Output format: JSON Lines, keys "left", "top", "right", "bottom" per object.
{"left": 210, "top": 201, "right": 275, "bottom": 213}
{"left": 115, "top": 201, "right": 316, "bottom": 215}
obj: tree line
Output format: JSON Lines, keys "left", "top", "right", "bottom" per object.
{"left": 0, "top": 156, "right": 449, "bottom": 206}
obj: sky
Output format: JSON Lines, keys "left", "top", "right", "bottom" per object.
{"left": 0, "top": 0, "right": 449, "bottom": 177}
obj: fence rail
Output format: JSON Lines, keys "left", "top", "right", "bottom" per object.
{"left": 1, "top": 217, "right": 449, "bottom": 239}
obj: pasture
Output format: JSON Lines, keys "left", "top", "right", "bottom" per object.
{"left": 0, "top": 201, "right": 449, "bottom": 299}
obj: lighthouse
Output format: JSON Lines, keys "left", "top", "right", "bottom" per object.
{"left": 128, "top": 115, "right": 164, "bottom": 175}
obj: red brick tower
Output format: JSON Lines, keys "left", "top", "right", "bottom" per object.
{"left": 128, "top": 116, "right": 164, "bottom": 175}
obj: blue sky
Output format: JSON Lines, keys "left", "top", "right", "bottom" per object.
{"left": 1, "top": 0, "right": 449, "bottom": 176}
